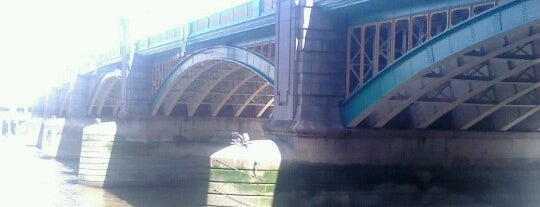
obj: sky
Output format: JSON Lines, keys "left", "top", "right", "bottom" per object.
{"left": 0, "top": 0, "right": 249, "bottom": 106}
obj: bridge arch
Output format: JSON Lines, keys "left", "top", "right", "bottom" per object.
{"left": 87, "top": 70, "right": 122, "bottom": 117}
{"left": 342, "top": 0, "right": 540, "bottom": 131}
{"left": 152, "top": 46, "right": 275, "bottom": 117}
{"left": 58, "top": 87, "right": 72, "bottom": 117}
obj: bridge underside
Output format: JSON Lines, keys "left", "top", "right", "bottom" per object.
{"left": 374, "top": 25, "right": 540, "bottom": 132}
{"left": 343, "top": 1, "right": 540, "bottom": 132}
{"left": 87, "top": 70, "right": 122, "bottom": 117}
{"left": 153, "top": 46, "right": 275, "bottom": 118}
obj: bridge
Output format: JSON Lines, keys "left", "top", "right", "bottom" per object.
{"left": 24, "top": 0, "right": 540, "bottom": 206}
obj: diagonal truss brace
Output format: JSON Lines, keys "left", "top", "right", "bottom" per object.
{"left": 368, "top": 32, "right": 540, "bottom": 128}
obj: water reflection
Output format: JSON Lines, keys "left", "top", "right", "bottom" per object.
{"left": 0, "top": 137, "right": 158, "bottom": 207}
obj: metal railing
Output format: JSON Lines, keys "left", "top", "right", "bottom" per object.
{"left": 189, "top": 0, "right": 276, "bottom": 35}
{"left": 136, "top": 27, "right": 185, "bottom": 51}
{"left": 96, "top": 0, "right": 276, "bottom": 65}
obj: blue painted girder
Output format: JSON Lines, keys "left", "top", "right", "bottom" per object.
{"left": 341, "top": 0, "right": 540, "bottom": 128}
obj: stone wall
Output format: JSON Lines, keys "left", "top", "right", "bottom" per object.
{"left": 78, "top": 116, "right": 268, "bottom": 186}
{"left": 68, "top": 74, "right": 92, "bottom": 117}
{"left": 274, "top": 129, "right": 540, "bottom": 168}
{"left": 115, "top": 117, "right": 268, "bottom": 143}
{"left": 123, "top": 56, "right": 153, "bottom": 116}
{"left": 270, "top": 0, "right": 347, "bottom": 135}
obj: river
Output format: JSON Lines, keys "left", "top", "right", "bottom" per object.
{"left": 0, "top": 136, "right": 201, "bottom": 207}
{"left": 2, "top": 134, "right": 540, "bottom": 207}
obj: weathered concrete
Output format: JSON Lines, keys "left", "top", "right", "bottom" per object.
{"left": 265, "top": 129, "right": 540, "bottom": 206}
{"left": 122, "top": 56, "right": 153, "bottom": 116}
{"left": 273, "top": 129, "right": 540, "bottom": 168}
{"left": 207, "top": 140, "right": 281, "bottom": 207}
{"left": 38, "top": 117, "right": 93, "bottom": 160}
{"left": 40, "top": 118, "right": 66, "bottom": 158}
{"left": 18, "top": 118, "right": 43, "bottom": 146}
{"left": 269, "top": 0, "right": 346, "bottom": 135}
{"left": 115, "top": 116, "right": 268, "bottom": 143}
{"left": 78, "top": 121, "right": 224, "bottom": 207}
{"left": 78, "top": 116, "right": 268, "bottom": 187}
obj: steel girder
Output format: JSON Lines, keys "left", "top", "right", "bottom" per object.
{"left": 152, "top": 46, "right": 275, "bottom": 117}
{"left": 342, "top": 0, "right": 540, "bottom": 131}
{"left": 87, "top": 70, "right": 122, "bottom": 116}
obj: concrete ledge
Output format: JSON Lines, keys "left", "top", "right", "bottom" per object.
{"left": 273, "top": 129, "right": 540, "bottom": 168}
{"left": 113, "top": 117, "right": 268, "bottom": 143}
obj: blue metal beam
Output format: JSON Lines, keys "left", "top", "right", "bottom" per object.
{"left": 341, "top": 0, "right": 540, "bottom": 127}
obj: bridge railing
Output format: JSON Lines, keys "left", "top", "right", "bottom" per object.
{"left": 94, "top": 0, "right": 276, "bottom": 66}
{"left": 135, "top": 27, "right": 185, "bottom": 51}
{"left": 189, "top": 0, "right": 276, "bottom": 35}
{"left": 97, "top": 48, "right": 121, "bottom": 66}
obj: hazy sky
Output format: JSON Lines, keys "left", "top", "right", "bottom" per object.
{"left": 0, "top": 0, "right": 249, "bottom": 105}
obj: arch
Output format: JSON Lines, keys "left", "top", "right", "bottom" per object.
{"left": 152, "top": 46, "right": 275, "bottom": 117}
{"left": 87, "top": 70, "right": 122, "bottom": 116}
{"left": 342, "top": 0, "right": 540, "bottom": 131}
{"left": 58, "top": 87, "right": 73, "bottom": 117}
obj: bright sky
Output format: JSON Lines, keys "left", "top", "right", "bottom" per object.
{"left": 0, "top": 0, "right": 249, "bottom": 106}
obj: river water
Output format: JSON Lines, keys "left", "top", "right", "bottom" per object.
{"left": 0, "top": 136, "right": 199, "bottom": 207}
{"left": 2, "top": 134, "right": 540, "bottom": 207}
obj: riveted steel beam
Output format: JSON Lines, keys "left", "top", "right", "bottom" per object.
{"left": 211, "top": 74, "right": 258, "bottom": 116}
{"left": 257, "top": 97, "right": 274, "bottom": 118}
{"left": 369, "top": 32, "right": 540, "bottom": 128}
{"left": 162, "top": 62, "right": 218, "bottom": 116}
{"left": 411, "top": 57, "right": 540, "bottom": 129}
{"left": 234, "top": 83, "right": 271, "bottom": 117}
{"left": 187, "top": 66, "right": 240, "bottom": 116}
{"left": 457, "top": 82, "right": 540, "bottom": 130}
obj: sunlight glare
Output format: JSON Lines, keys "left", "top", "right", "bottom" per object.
{"left": 0, "top": 0, "right": 250, "bottom": 106}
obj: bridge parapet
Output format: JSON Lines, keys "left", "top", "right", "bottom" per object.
{"left": 135, "top": 27, "right": 186, "bottom": 55}
{"left": 190, "top": 0, "right": 276, "bottom": 36}
{"left": 97, "top": 48, "right": 121, "bottom": 67}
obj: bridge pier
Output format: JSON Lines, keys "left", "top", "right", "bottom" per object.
{"left": 18, "top": 117, "right": 43, "bottom": 146}
{"left": 269, "top": 130, "right": 540, "bottom": 206}
{"left": 39, "top": 117, "right": 92, "bottom": 160}
{"left": 269, "top": 0, "right": 346, "bottom": 135}
{"left": 77, "top": 117, "right": 267, "bottom": 187}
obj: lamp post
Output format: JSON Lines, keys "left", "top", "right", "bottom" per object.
{"left": 118, "top": 17, "right": 132, "bottom": 116}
